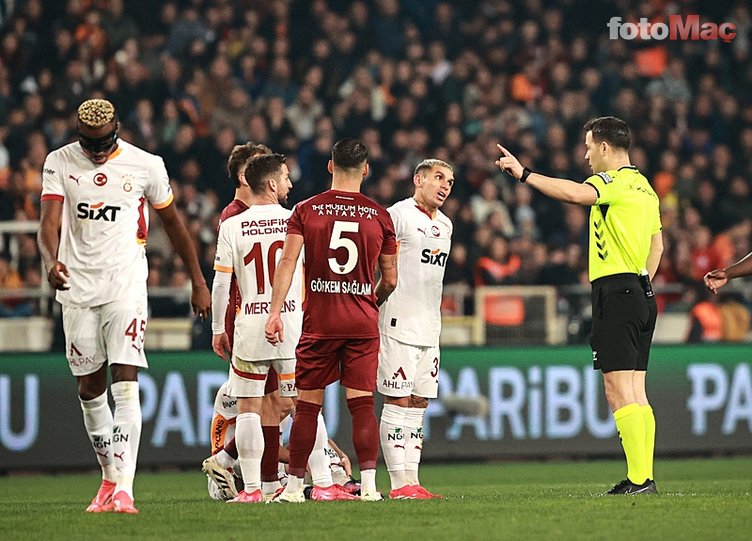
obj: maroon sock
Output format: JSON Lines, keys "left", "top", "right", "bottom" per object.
{"left": 347, "top": 395, "right": 378, "bottom": 470}
{"left": 224, "top": 437, "right": 238, "bottom": 460}
{"left": 261, "top": 426, "right": 280, "bottom": 482}
{"left": 287, "top": 400, "right": 321, "bottom": 479}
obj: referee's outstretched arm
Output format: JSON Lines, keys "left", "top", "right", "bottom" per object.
{"left": 495, "top": 143, "right": 597, "bottom": 205}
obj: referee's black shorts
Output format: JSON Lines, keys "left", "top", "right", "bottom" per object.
{"left": 590, "top": 273, "right": 658, "bottom": 372}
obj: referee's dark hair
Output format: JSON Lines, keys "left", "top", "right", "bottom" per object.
{"left": 583, "top": 116, "right": 631, "bottom": 150}
{"left": 332, "top": 138, "right": 368, "bottom": 170}
{"left": 244, "top": 153, "right": 286, "bottom": 195}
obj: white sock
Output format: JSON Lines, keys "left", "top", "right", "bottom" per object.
{"left": 403, "top": 407, "right": 426, "bottom": 486}
{"left": 80, "top": 391, "right": 117, "bottom": 482}
{"left": 380, "top": 403, "right": 408, "bottom": 490}
{"left": 235, "top": 412, "right": 264, "bottom": 493}
{"left": 262, "top": 480, "right": 282, "bottom": 495}
{"left": 214, "top": 449, "right": 235, "bottom": 470}
{"left": 111, "top": 381, "right": 142, "bottom": 499}
{"left": 308, "top": 412, "right": 333, "bottom": 487}
{"left": 360, "top": 468, "right": 377, "bottom": 494}
{"left": 285, "top": 476, "right": 304, "bottom": 494}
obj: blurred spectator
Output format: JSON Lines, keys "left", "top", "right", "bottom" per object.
{"left": 646, "top": 58, "right": 692, "bottom": 103}
{"left": 692, "top": 180, "right": 726, "bottom": 235}
{"left": 689, "top": 226, "right": 724, "bottom": 281}
{"left": 470, "top": 178, "right": 515, "bottom": 238}
{"left": 149, "top": 261, "right": 191, "bottom": 318}
{"left": 264, "top": 96, "right": 296, "bottom": 151}
{"left": 510, "top": 183, "right": 538, "bottom": 240}
{"left": 0, "top": 0, "right": 748, "bottom": 337}
{"left": 262, "top": 57, "right": 297, "bottom": 106}
{"left": 287, "top": 85, "right": 323, "bottom": 142}
{"left": 474, "top": 234, "right": 521, "bottom": 286}
{"left": 538, "top": 246, "right": 580, "bottom": 286}
{"left": 372, "top": 0, "right": 408, "bottom": 58}
{"left": 442, "top": 243, "right": 473, "bottom": 315}
{"left": 101, "top": 0, "right": 140, "bottom": 52}
{"left": 165, "top": 6, "right": 210, "bottom": 59}
{"left": 687, "top": 286, "right": 722, "bottom": 343}
{"left": 549, "top": 204, "right": 588, "bottom": 249}
{"left": 718, "top": 293, "right": 751, "bottom": 342}
{"left": 445, "top": 242, "right": 473, "bottom": 289}
{"left": 125, "top": 98, "right": 157, "bottom": 152}
{"left": 0, "top": 253, "right": 31, "bottom": 317}
{"left": 718, "top": 176, "right": 752, "bottom": 229}
{"left": 209, "top": 85, "right": 251, "bottom": 140}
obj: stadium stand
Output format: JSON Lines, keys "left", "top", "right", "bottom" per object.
{"left": 0, "top": 0, "right": 751, "bottom": 347}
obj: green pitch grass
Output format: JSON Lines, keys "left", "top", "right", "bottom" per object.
{"left": 1, "top": 458, "right": 750, "bottom": 541}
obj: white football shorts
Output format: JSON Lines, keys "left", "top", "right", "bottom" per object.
{"left": 228, "top": 356, "right": 296, "bottom": 398}
{"left": 377, "top": 334, "right": 440, "bottom": 398}
{"left": 63, "top": 296, "right": 148, "bottom": 376}
{"left": 212, "top": 380, "right": 238, "bottom": 420}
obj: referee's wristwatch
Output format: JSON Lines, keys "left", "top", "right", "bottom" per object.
{"left": 519, "top": 167, "right": 533, "bottom": 183}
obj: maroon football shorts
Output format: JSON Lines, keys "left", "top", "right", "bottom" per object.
{"left": 295, "top": 335, "right": 379, "bottom": 392}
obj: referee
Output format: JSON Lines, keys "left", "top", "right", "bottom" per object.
{"left": 496, "top": 116, "right": 663, "bottom": 495}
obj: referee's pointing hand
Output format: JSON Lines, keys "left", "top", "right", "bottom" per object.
{"left": 495, "top": 144, "right": 524, "bottom": 181}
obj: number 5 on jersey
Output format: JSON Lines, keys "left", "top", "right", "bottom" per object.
{"left": 329, "top": 221, "right": 359, "bottom": 275}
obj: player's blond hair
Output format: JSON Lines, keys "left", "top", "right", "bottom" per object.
{"left": 414, "top": 158, "right": 453, "bottom": 177}
{"left": 77, "top": 99, "right": 116, "bottom": 128}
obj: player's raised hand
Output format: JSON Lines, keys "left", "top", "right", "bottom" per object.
{"left": 212, "top": 332, "right": 231, "bottom": 361}
{"left": 265, "top": 314, "right": 284, "bottom": 345}
{"left": 495, "top": 143, "right": 524, "bottom": 181}
{"left": 191, "top": 283, "right": 211, "bottom": 320}
{"left": 47, "top": 261, "right": 71, "bottom": 290}
{"left": 704, "top": 268, "right": 728, "bottom": 294}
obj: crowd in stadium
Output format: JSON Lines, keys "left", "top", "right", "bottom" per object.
{"left": 1, "top": 0, "right": 751, "bottom": 338}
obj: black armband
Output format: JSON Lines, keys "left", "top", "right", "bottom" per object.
{"left": 519, "top": 167, "right": 533, "bottom": 183}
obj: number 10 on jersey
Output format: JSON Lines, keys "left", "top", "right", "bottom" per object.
{"left": 243, "top": 240, "right": 284, "bottom": 294}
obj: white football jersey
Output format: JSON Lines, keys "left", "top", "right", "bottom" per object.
{"left": 379, "top": 197, "right": 452, "bottom": 346}
{"left": 41, "top": 140, "right": 173, "bottom": 308}
{"left": 214, "top": 204, "right": 303, "bottom": 360}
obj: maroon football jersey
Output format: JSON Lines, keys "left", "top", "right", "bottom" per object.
{"left": 287, "top": 190, "right": 396, "bottom": 339}
{"left": 218, "top": 199, "right": 249, "bottom": 347}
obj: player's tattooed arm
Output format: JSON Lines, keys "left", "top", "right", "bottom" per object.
{"left": 375, "top": 252, "right": 398, "bottom": 306}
